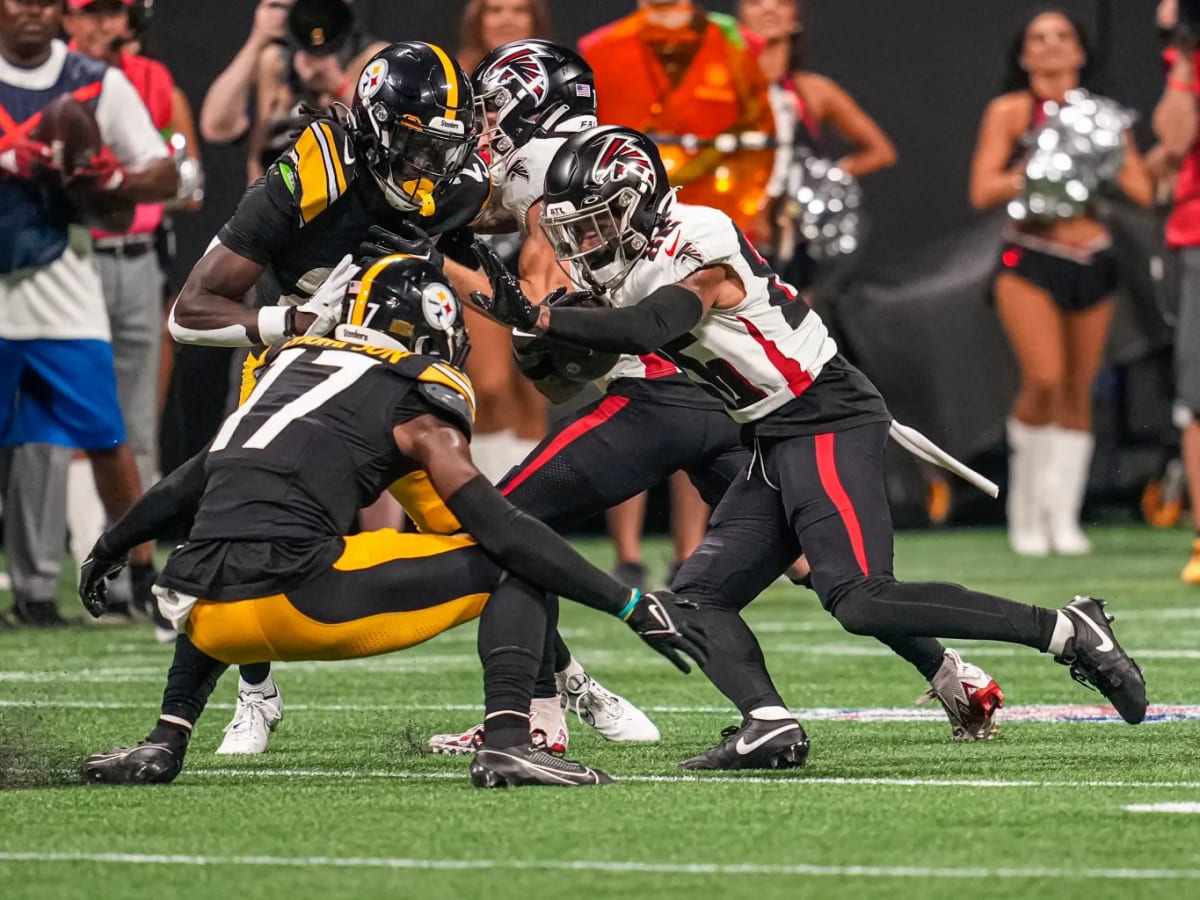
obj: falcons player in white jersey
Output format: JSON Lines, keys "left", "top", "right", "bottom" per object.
{"left": 470, "top": 124, "right": 1148, "bottom": 769}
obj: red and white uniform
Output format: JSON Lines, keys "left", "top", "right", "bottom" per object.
{"left": 599, "top": 200, "right": 838, "bottom": 423}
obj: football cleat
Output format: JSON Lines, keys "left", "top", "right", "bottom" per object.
{"left": 916, "top": 650, "right": 1004, "bottom": 741}
{"left": 1181, "top": 537, "right": 1200, "bottom": 585}
{"left": 82, "top": 741, "right": 183, "bottom": 785}
{"left": 215, "top": 683, "right": 283, "bottom": 755}
{"left": 559, "top": 671, "right": 660, "bottom": 743}
{"left": 678, "top": 717, "right": 809, "bottom": 771}
{"left": 530, "top": 696, "right": 569, "bottom": 754}
{"left": 1055, "top": 596, "right": 1147, "bottom": 725}
{"left": 469, "top": 743, "right": 613, "bottom": 788}
{"left": 429, "top": 724, "right": 485, "bottom": 755}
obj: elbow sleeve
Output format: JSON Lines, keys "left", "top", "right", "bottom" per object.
{"left": 545, "top": 285, "right": 704, "bottom": 355}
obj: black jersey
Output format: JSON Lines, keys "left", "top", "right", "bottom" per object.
{"left": 158, "top": 336, "right": 476, "bottom": 601}
{"left": 218, "top": 117, "right": 492, "bottom": 306}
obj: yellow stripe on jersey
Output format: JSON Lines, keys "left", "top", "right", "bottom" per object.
{"left": 425, "top": 42, "right": 459, "bottom": 120}
{"left": 294, "top": 123, "right": 347, "bottom": 224}
{"left": 238, "top": 349, "right": 269, "bottom": 406}
{"left": 349, "top": 253, "right": 419, "bottom": 326}
{"left": 419, "top": 362, "right": 476, "bottom": 420}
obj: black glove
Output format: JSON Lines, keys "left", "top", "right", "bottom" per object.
{"left": 624, "top": 590, "right": 709, "bottom": 674}
{"left": 469, "top": 238, "right": 539, "bottom": 329}
{"left": 79, "top": 543, "right": 128, "bottom": 618}
{"left": 357, "top": 223, "right": 442, "bottom": 269}
{"left": 437, "top": 225, "right": 477, "bottom": 269}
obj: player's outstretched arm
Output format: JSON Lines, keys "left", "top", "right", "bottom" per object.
{"left": 394, "top": 414, "right": 708, "bottom": 672}
{"left": 170, "top": 243, "right": 279, "bottom": 346}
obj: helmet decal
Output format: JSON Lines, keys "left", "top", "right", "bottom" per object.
{"left": 422, "top": 282, "right": 458, "bottom": 329}
{"left": 358, "top": 58, "right": 388, "bottom": 101}
{"left": 487, "top": 45, "right": 550, "bottom": 101}
{"left": 591, "top": 134, "right": 657, "bottom": 190}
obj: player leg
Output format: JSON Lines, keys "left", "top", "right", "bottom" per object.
{"left": 766, "top": 422, "right": 1146, "bottom": 724}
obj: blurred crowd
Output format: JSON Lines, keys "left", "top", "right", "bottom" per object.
{"left": 2, "top": 0, "right": 1199, "bottom": 630}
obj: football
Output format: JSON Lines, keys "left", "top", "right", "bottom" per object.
{"left": 513, "top": 291, "right": 620, "bottom": 383}
{"left": 33, "top": 95, "right": 135, "bottom": 232}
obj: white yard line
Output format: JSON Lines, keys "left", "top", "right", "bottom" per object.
{"left": 0, "top": 851, "right": 1196, "bottom": 881}
{"left": 1124, "top": 803, "right": 1200, "bottom": 814}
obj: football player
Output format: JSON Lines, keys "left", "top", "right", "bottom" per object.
{"left": 422, "top": 41, "right": 1005, "bottom": 758}
{"left": 78, "top": 254, "right": 707, "bottom": 788}
{"left": 471, "top": 124, "right": 1148, "bottom": 768}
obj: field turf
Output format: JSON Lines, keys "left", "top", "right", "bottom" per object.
{"left": 1, "top": 525, "right": 1199, "bottom": 899}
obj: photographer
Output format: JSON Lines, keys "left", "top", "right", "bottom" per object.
{"left": 1154, "top": 0, "right": 1200, "bottom": 583}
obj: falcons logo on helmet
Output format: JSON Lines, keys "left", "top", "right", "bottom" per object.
{"left": 591, "top": 135, "right": 657, "bottom": 189}
{"left": 487, "top": 45, "right": 549, "bottom": 101}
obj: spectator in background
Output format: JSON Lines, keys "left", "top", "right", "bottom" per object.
{"left": 456, "top": 0, "right": 552, "bottom": 483}
{"left": 1152, "top": 0, "right": 1200, "bottom": 583}
{"left": 579, "top": 0, "right": 775, "bottom": 587}
{"left": 969, "top": 10, "right": 1152, "bottom": 558}
{"left": 738, "top": 0, "right": 895, "bottom": 292}
{"left": 0, "top": 0, "right": 177, "bottom": 626}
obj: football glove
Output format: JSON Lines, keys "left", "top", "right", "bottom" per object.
{"left": 297, "top": 253, "right": 357, "bottom": 337}
{"left": 357, "top": 223, "right": 443, "bottom": 270}
{"left": 469, "top": 238, "right": 539, "bottom": 329}
{"left": 79, "top": 544, "right": 128, "bottom": 618}
{"left": 0, "top": 136, "right": 55, "bottom": 181}
{"left": 72, "top": 145, "right": 126, "bottom": 192}
{"left": 624, "top": 590, "right": 709, "bottom": 674}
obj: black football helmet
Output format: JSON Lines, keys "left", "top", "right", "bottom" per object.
{"left": 349, "top": 41, "right": 479, "bottom": 212}
{"left": 541, "top": 126, "right": 673, "bottom": 291}
{"left": 471, "top": 39, "right": 596, "bottom": 172}
{"left": 337, "top": 254, "right": 470, "bottom": 369}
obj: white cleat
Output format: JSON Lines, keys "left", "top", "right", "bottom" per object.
{"left": 215, "top": 682, "right": 283, "bottom": 755}
{"left": 429, "top": 724, "right": 484, "bottom": 756}
{"left": 558, "top": 671, "right": 660, "bottom": 743}
{"left": 530, "top": 696, "right": 569, "bottom": 754}
{"left": 916, "top": 650, "right": 1004, "bottom": 741}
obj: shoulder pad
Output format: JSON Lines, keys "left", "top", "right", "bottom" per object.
{"left": 424, "top": 153, "right": 492, "bottom": 233}
{"left": 279, "top": 119, "right": 357, "bottom": 226}
{"left": 417, "top": 380, "right": 474, "bottom": 438}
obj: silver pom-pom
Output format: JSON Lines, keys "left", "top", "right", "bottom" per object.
{"left": 780, "top": 152, "right": 863, "bottom": 261}
{"left": 1011, "top": 89, "right": 1133, "bottom": 222}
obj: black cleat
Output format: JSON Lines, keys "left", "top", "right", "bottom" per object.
{"left": 1056, "top": 596, "right": 1147, "bottom": 724}
{"left": 12, "top": 600, "right": 75, "bottom": 628}
{"left": 679, "top": 717, "right": 810, "bottom": 771}
{"left": 82, "top": 741, "right": 184, "bottom": 785}
{"left": 470, "top": 743, "right": 613, "bottom": 788}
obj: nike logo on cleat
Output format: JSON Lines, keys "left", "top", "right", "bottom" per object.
{"left": 734, "top": 723, "right": 802, "bottom": 755}
{"left": 1068, "top": 607, "right": 1114, "bottom": 652}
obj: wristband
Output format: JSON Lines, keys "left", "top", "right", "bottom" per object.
{"left": 1169, "top": 76, "right": 1195, "bottom": 93}
{"left": 618, "top": 589, "right": 642, "bottom": 621}
{"left": 256, "top": 305, "right": 289, "bottom": 345}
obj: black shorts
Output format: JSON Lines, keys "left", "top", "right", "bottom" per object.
{"left": 673, "top": 420, "right": 894, "bottom": 613}
{"left": 996, "top": 238, "right": 1119, "bottom": 313}
{"left": 498, "top": 389, "right": 749, "bottom": 525}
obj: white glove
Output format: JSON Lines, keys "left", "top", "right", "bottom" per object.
{"left": 297, "top": 254, "right": 358, "bottom": 337}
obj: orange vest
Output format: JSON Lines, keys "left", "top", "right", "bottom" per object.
{"left": 580, "top": 11, "right": 774, "bottom": 235}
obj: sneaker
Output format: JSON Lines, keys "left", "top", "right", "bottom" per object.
{"left": 1181, "top": 538, "right": 1200, "bottom": 585}
{"left": 558, "top": 671, "right": 660, "bottom": 743}
{"left": 917, "top": 650, "right": 1004, "bottom": 741}
{"left": 429, "top": 724, "right": 485, "bottom": 755}
{"left": 530, "top": 697, "right": 569, "bottom": 754}
{"left": 678, "top": 717, "right": 809, "bottom": 771}
{"left": 82, "top": 741, "right": 184, "bottom": 784}
{"left": 469, "top": 744, "right": 613, "bottom": 788}
{"left": 611, "top": 561, "right": 646, "bottom": 592}
{"left": 1055, "top": 596, "right": 1147, "bottom": 725}
{"left": 11, "top": 600, "right": 74, "bottom": 628}
{"left": 215, "top": 683, "right": 283, "bottom": 755}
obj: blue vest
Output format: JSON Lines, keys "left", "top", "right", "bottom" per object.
{"left": 0, "top": 50, "right": 108, "bottom": 275}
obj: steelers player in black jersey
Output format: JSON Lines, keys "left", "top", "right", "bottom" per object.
{"left": 78, "top": 256, "right": 706, "bottom": 789}
{"left": 167, "top": 40, "right": 492, "bottom": 349}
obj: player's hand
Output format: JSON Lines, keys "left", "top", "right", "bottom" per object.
{"left": 79, "top": 546, "right": 128, "bottom": 618}
{"left": 71, "top": 145, "right": 126, "bottom": 192}
{"left": 0, "top": 136, "right": 55, "bottom": 181}
{"left": 297, "top": 253, "right": 356, "bottom": 337}
{"left": 357, "top": 223, "right": 443, "bottom": 269}
{"left": 624, "top": 590, "right": 709, "bottom": 674}
{"left": 469, "top": 238, "right": 538, "bottom": 329}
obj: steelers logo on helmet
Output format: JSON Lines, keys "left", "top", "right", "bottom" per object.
{"left": 358, "top": 58, "right": 388, "bottom": 101}
{"left": 422, "top": 282, "right": 458, "bottom": 330}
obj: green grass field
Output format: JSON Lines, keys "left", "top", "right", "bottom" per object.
{"left": 2, "top": 526, "right": 1199, "bottom": 900}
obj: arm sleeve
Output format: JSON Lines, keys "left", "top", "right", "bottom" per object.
{"left": 543, "top": 285, "right": 704, "bottom": 354}
{"left": 216, "top": 172, "right": 297, "bottom": 266}
{"left": 95, "top": 67, "right": 170, "bottom": 169}
{"left": 444, "top": 475, "right": 631, "bottom": 616}
{"left": 94, "top": 446, "right": 210, "bottom": 559}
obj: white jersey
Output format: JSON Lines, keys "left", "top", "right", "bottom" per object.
{"left": 601, "top": 201, "right": 839, "bottom": 423}
{"left": 498, "top": 121, "right": 685, "bottom": 387}
{"left": 0, "top": 41, "right": 169, "bottom": 341}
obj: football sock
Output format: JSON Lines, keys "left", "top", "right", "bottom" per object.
{"left": 878, "top": 635, "right": 947, "bottom": 681}
{"left": 478, "top": 577, "right": 548, "bottom": 747}
{"left": 552, "top": 630, "right": 573, "bottom": 674}
{"left": 483, "top": 710, "right": 530, "bottom": 748}
{"left": 159, "top": 634, "right": 228, "bottom": 726}
{"left": 1045, "top": 611, "right": 1075, "bottom": 656}
{"left": 238, "top": 662, "right": 272, "bottom": 688}
{"left": 691, "top": 606, "right": 786, "bottom": 715}
{"left": 534, "top": 598, "right": 561, "bottom": 700}
{"left": 147, "top": 716, "right": 191, "bottom": 753}
{"left": 748, "top": 705, "right": 793, "bottom": 721}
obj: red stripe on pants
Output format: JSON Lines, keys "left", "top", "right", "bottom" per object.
{"left": 814, "top": 432, "right": 869, "bottom": 576}
{"left": 501, "top": 394, "right": 632, "bottom": 495}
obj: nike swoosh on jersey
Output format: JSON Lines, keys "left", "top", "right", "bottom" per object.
{"left": 343, "top": 136, "right": 356, "bottom": 165}
{"left": 1067, "top": 607, "right": 1114, "bottom": 652}
{"left": 735, "top": 722, "right": 801, "bottom": 755}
